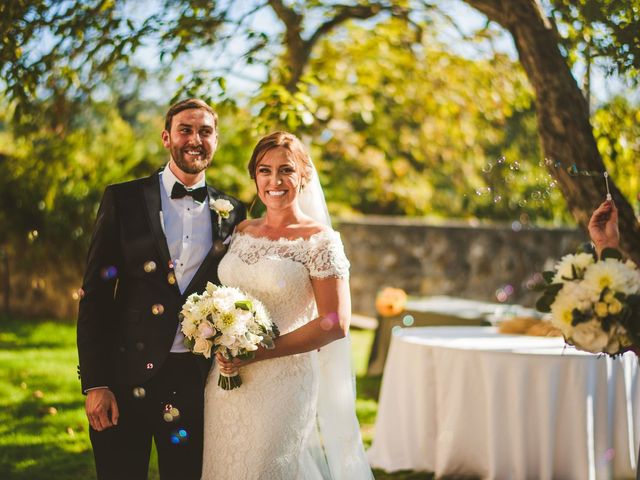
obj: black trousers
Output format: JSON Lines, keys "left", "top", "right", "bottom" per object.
{"left": 89, "top": 353, "right": 205, "bottom": 480}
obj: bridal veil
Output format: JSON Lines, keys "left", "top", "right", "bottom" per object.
{"left": 298, "top": 160, "right": 374, "bottom": 479}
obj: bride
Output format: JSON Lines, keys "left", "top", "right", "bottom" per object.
{"left": 201, "top": 131, "right": 373, "bottom": 479}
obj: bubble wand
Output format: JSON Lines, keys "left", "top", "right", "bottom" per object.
{"left": 604, "top": 171, "right": 612, "bottom": 201}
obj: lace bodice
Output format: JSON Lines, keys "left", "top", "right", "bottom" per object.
{"left": 228, "top": 230, "right": 349, "bottom": 276}
{"left": 218, "top": 229, "right": 350, "bottom": 335}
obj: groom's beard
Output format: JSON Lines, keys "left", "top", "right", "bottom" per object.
{"left": 169, "top": 143, "right": 214, "bottom": 175}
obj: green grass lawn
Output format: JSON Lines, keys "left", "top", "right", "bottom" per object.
{"left": 0, "top": 317, "right": 432, "bottom": 479}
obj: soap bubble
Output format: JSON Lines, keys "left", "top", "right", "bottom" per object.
{"left": 100, "top": 266, "right": 118, "bottom": 280}
{"left": 143, "top": 261, "right": 157, "bottom": 273}
{"left": 151, "top": 304, "right": 164, "bottom": 316}
{"left": 132, "top": 387, "right": 146, "bottom": 399}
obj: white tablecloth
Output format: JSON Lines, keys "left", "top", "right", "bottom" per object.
{"left": 367, "top": 327, "right": 640, "bottom": 480}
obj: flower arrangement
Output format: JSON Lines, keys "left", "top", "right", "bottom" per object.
{"left": 180, "top": 282, "right": 279, "bottom": 389}
{"left": 536, "top": 248, "right": 640, "bottom": 355}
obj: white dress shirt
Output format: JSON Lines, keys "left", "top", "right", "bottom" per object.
{"left": 160, "top": 165, "right": 213, "bottom": 352}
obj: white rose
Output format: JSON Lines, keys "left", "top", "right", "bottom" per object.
{"left": 570, "top": 319, "right": 610, "bottom": 353}
{"left": 197, "top": 320, "right": 215, "bottom": 338}
{"left": 216, "top": 333, "right": 237, "bottom": 349}
{"left": 193, "top": 337, "right": 213, "bottom": 358}
{"left": 181, "top": 318, "right": 198, "bottom": 337}
{"left": 210, "top": 198, "right": 234, "bottom": 218}
{"left": 243, "top": 332, "right": 262, "bottom": 348}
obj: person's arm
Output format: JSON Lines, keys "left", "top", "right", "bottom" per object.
{"left": 217, "top": 276, "right": 350, "bottom": 372}
{"left": 262, "top": 275, "right": 350, "bottom": 357}
{"left": 77, "top": 186, "right": 121, "bottom": 430}
{"left": 588, "top": 200, "right": 620, "bottom": 257}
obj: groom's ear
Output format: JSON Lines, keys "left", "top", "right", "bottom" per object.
{"left": 161, "top": 130, "right": 170, "bottom": 148}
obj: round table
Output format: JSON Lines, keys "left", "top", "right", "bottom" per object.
{"left": 367, "top": 326, "right": 639, "bottom": 480}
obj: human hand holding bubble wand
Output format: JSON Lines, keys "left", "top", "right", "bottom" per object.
{"left": 588, "top": 171, "right": 619, "bottom": 257}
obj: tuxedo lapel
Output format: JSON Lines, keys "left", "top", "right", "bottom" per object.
{"left": 141, "top": 173, "right": 176, "bottom": 290}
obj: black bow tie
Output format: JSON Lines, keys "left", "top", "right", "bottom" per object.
{"left": 170, "top": 182, "right": 208, "bottom": 203}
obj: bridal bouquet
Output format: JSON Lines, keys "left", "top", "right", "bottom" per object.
{"left": 180, "top": 282, "right": 279, "bottom": 389}
{"left": 536, "top": 248, "right": 640, "bottom": 355}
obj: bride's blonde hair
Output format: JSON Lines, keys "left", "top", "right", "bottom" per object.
{"left": 248, "top": 131, "right": 313, "bottom": 183}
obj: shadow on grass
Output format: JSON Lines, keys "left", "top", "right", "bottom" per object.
{"left": 0, "top": 441, "right": 94, "bottom": 480}
{"left": 373, "top": 469, "right": 434, "bottom": 479}
{"left": 0, "top": 317, "right": 75, "bottom": 351}
{"left": 372, "top": 469, "right": 482, "bottom": 480}
{"left": 5, "top": 399, "right": 86, "bottom": 430}
{"left": 357, "top": 374, "right": 382, "bottom": 401}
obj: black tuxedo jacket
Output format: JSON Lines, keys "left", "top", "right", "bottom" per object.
{"left": 77, "top": 171, "right": 246, "bottom": 392}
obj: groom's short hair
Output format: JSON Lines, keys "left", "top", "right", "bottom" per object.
{"left": 165, "top": 98, "right": 218, "bottom": 132}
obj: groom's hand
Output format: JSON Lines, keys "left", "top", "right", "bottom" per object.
{"left": 86, "top": 388, "right": 119, "bottom": 431}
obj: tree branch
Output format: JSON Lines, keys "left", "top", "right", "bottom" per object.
{"left": 268, "top": 1, "right": 391, "bottom": 91}
{"left": 308, "top": 4, "right": 386, "bottom": 49}
{"left": 463, "top": 0, "right": 509, "bottom": 27}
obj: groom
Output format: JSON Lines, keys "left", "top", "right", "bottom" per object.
{"left": 77, "top": 98, "right": 246, "bottom": 479}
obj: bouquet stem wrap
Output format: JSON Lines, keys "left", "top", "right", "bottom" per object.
{"left": 218, "top": 369, "right": 242, "bottom": 390}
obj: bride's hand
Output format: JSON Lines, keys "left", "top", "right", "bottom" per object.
{"left": 216, "top": 352, "right": 249, "bottom": 373}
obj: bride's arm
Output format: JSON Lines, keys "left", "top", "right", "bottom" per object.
{"left": 217, "top": 277, "right": 351, "bottom": 369}
{"left": 265, "top": 276, "right": 351, "bottom": 356}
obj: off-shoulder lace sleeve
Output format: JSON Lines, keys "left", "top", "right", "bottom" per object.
{"left": 307, "top": 230, "right": 350, "bottom": 279}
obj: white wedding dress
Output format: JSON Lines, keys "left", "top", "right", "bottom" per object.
{"left": 201, "top": 230, "right": 372, "bottom": 480}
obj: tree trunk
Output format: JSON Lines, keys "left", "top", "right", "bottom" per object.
{"left": 1, "top": 248, "right": 9, "bottom": 316}
{"left": 465, "top": 0, "right": 640, "bottom": 264}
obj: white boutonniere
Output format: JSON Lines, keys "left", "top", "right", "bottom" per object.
{"left": 209, "top": 198, "right": 234, "bottom": 226}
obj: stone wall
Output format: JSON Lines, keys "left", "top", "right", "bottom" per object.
{"left": 335, "top": 216, "right": 586, "bottom": 317}
{"left": 2, "top": 216, "right": 587, "bottom": 320}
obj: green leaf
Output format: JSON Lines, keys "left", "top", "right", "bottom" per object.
{"left": 571, "top": 263, "right": 578, "bottom": 280}
{"left": 545, "top": 283, "right": 564, "bottom": 296}
{"left": 532, "top": 282, "right": 549, "bottom": 292}
{"left": 601, "top": 248, "right": 623, "bottom": 260}
{"left": 234, "top": 300, "right": 253, "bottom": 311}
{"left": 576, "top": 242, "right": 596, "bottom": 256}
{"left": 542, "top": 271, "right": 556, "bottom": 284}
{"left": 535, "top": 283, "right": 563, "bottom": 312}
{"left": 535, "top": 296, "right": 552, "bottom": 313}
{"left": 237, "top": 351, "right": 255, "bottom": 361}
